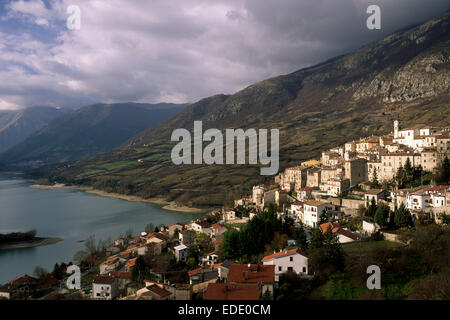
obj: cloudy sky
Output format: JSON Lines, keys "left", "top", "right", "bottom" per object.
{"left": 0, "top": 0, "right": 448, "bottom": 110}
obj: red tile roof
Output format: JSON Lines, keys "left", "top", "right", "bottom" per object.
{"left": 108, "top": 272, "right": 131, "bottom": 279}
{"left": 320, "top": 222, "right": 358, "bottom": 240}
{"left": 204, "top": 283, "right": 261, "bottom": 300}
{"left": 228, "top": 264, "right": 275, "bottom": 284}
{"left": 146, "top": 284, "right": 171, "bottom": 298}
{"left": 262, "top": 248, "right": 308, "bottom": 262}
{"left": 425, "top": 185, "right": 450, "bottom": 192}
{"left": 292, "top": 201, "right": 304, "bottom": 206}
{"left": 297, "top": 187, "right": 317, "bottom": 191}
{"left": 188, "top": 267, "right": 202, "bottom": 277}
{"left": 146, "top": 232, "right": 169, "bottom": 241}
{"left": 93, "top": 275, "right": 115, "bottom": 284}
{"left": 9, "top": 275, "right": 37, "bottom": 286}
{"left": 101, "top": 257, "right": 119, "bottom": 265}
{"left": 126, "top": 258, "right": 137, "bottom": 269}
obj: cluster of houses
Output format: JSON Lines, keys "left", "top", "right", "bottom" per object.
{"left": 243, "top": 121, "right": 449, "bottom": 228}
{"left": 2, "top": 121, "right": 449, "bottom": 301}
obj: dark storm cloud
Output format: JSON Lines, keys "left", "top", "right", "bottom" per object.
{"left": 0, "top": 0, "right": 448, "bottom": 110}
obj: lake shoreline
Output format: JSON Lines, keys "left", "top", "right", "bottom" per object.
{"left": 0, "top": 237, "right": 63, "bottom": 250}
{"left": 30, "top": 183, "right": 208, "bottom": 213}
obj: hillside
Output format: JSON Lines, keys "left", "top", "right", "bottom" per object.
{"left": 0, "top": 106, "right": 66, "bottom": 153}
{"left": 0, "top": 103, "right": 187, "bottom": 168}
{"left": 27, "top": 11, "right": 450, "bottom": 208}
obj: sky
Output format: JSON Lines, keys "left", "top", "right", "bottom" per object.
{"left": 0, "top": 0, "right": 449, "bottom": 110}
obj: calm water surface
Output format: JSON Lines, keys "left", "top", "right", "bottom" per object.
{"left": 0, "top": 173, "right": 203, "bottom": 284}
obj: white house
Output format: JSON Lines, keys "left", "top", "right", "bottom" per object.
{"left": 365, "top": 189, "right": 389, "bottom": 206}
{"left": 99, "top": 257, "right": 122, "bottom": 275}
{"left": 320, "top": 222, "right": 358, "bottom": 243}
{"left": 92, "top": 276, "right": 118, "bottom": 300}
{"left": 302, "top": 201, "right": 335, "bottom": 227}
{"left": 201, "top": 250, "right": 219, "bottom": 266}
{"left": 262, "top": 248, "right": 308, "bottom": 282}
{"left": 174, "top": 244, "right": 189, "bottom": 262}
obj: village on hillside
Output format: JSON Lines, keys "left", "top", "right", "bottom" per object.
{"left": 1, "top": 120, "right": 450, "bottom": 301}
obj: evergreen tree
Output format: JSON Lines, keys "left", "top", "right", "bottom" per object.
{"left": 319, "top": 209, "right": 329, "bottom": 224}
{"left": 365, "top": 197, "right": 378, "bottom": 218}
{"left": 221, "top": 229, "right": 241, "bottom": 260}
{"left": 323, "top": 227, "right": 344, "bottom": 271}
{"left": 436, "top": 156, "right": 450, "bottom": 184}
{"left": 404, "top": 158, "right": 413, "bottom": 178}
{"left": 293, "top": 225, "right": 308, "bottom": 251}
{"left": 374, "top": 203, "right": 390, "bottom": 227}
{"left": 394, "top": 203, "right": 413, "bottom": 229}
{"left": 131, "top": 256, "right": 150, "bottom": 283}
{"left": 309, "top": 228, "right": 325, "bottom": 250}
{"left": 396, "top": 165, "right": 405, "bottom": 189}
{"left": 371, "top": 168, "right": 381, "bottom": 188}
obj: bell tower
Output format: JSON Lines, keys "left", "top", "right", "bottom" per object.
{"left": 394, "top": 120, "right": 400, "bottom": 138}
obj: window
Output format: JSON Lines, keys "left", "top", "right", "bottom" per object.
{"left": 303, "top": 267, "right": 306, "bottom": 273}
{"left": 288, "top": 267, "right": 293, "bottom": 271}
{"left": 289, "top": 257, "right": 293, "bottom": 262}
{"left": 278, "top": 266, "right": 282, "bottom": 271}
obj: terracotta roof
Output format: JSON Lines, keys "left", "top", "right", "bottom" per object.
{"left": 292, "top": 201, "right": 304, "bottom": 206}
{"left": 320, "top": 222, "right": 358, "bottom": 240}
{"left": 108, "top": 272, "right": 131, "bottom": 279}
{"left": 146, "top": 232, "right": 169, "bottom": 241}
{"left": 297, "top": 187, "right": 317, "bottom": 191}
{"left": 204, "top": 283, "right": 260, "bottom": 300}
{"left": 278, "top": 190, "right": 288, "bottom": 193}
{"left": 93, "top": 275, "right": 115, "bottom": 284}
{"left": 146, "top": 284, "right": 171, "bottom": 298}
{"left": 101, "top": 257, "right": 119, "bottom": 265}
{"left": 262, "top": 248, "right": 308, "bottom": 262}
{"left": 9, "top": 275, "right": 37, "bottom": 286}
{"left": 425, "top": 185, "right": 450, "bottom": 192}
{"left": 188, "top": 267, "right": 203, "bottom": 277}
{"left": 205, "top": 250, "right": 218, "bottom": 256}
{"left": 126, "top": 258, "right": 137, "bottom": 269}
{"left": 228, "top": 264, "right": 275, "bottom": 284}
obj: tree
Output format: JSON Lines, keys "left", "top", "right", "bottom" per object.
{"left": 396, "top": 165, "right": 406, "bottom": 189}
{"left": 436, "top": 156, "right": 450, "bottom": 184}
{"left": 293, "top": 225, "right": 308, "bottom": 251}
{"left": 322, "top": 226, "right": 344, "bottom": 271}
{"left": 319, "top": 209, "right": 328, "bottom": 224}
{"left": 365, "top": 197, "right": 378, "bottom": 218}
{"left": 371, "top": 168, "right": 381, "bottom": 188}
{"left": 404, "top": 158, "right": 413, "bottom": 178}
{"left": 34, "top": 266, "right": 48, "bottom": 278}
{"left": 394, "top": 203, "right": 413, "bottom": 229}
{"left": 374, "top": 203, "right": 390, "bottom": 227}
{"left": 131, "top": 256, "right": 150, "bottom": 283}
{"left": 194, "top": 233, "right": 214, "bottom": 256}
{"left": 145, "top": 223, "right": 154, "bottom": 233}
{"left": 309, "top": 228, "right": 325, "bottom": 251}
{"left": 125, "top": 228, "right": 133, "bottom": 238}
{"left": 186, "top": 257, "right": 197, "bottom": 269}
{"left": 221, "top": 230, "right": 241, "bottom": 260}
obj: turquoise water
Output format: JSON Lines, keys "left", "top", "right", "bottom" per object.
{"left": 0, "top": 173, "right": 203, "bottom": 284}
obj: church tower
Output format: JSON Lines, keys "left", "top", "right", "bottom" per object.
{"left": 394, "top": 120, "right": 400, "bottom": 138}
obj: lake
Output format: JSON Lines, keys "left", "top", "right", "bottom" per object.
{"left": 0, "top": 173, "right": 203, "bottom": 284}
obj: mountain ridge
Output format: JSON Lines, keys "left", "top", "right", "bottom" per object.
{"left": 25, "top": 11, "right": 450, "bottom": 207}
{"left": 0, "top": 102, "right": 188, "bottom": 167}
